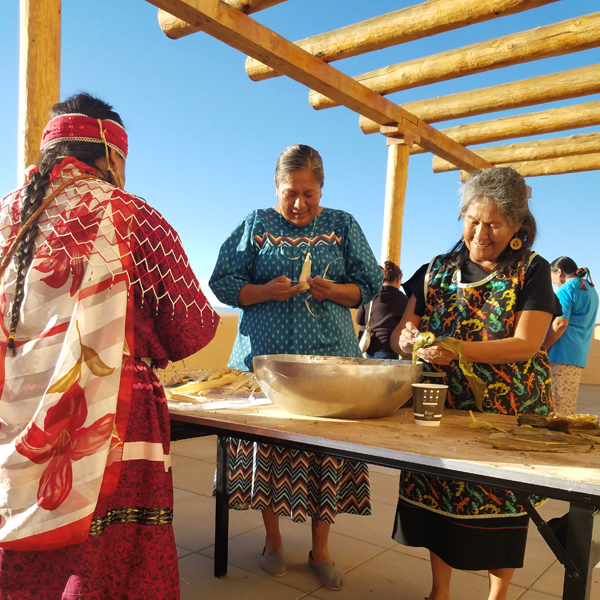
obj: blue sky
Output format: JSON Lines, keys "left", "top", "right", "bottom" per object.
{"left": 0, "top": 1, "right": 598, "bottom": 315}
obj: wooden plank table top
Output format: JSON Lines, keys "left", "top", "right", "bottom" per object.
{"left": 170, "top": 405, "right": 600, "bottom": 505}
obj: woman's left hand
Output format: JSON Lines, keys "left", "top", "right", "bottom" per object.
{"left": 307, "top": 275, "right": 335, "bottom": 302}
{"left": 416, "top": 344, "right": 459, "bottom": 365}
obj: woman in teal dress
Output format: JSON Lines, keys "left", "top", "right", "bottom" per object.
{"left": 209, "top": 144, "right": 382, "bottom": 589}
{"left": 391, "top": 167, "right": 560, "bottom": 600}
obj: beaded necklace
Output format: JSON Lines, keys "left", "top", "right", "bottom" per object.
{"left": 278, "top": 210, "right": 317, "bottom": 261}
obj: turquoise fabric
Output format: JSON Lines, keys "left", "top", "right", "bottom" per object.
{"left": 548, "top": 277, "right": 599, "bottom": 368}
{"left": 209, "top": 207, "right": 383, "bottom": 371}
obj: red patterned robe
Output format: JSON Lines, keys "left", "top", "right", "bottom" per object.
{"left": 0, "top": 158, "right": 218, "bottom": 599}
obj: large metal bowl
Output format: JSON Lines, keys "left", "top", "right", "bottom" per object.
{"left": 253, "top": 354, "right": 423, "bottom": 419}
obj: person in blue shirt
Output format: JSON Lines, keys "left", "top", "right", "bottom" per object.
{"left": 545, "top": 256, "right": 599, "bottom": 415}
{"left": 210, "top": 144, "right": 382, "bottom": 590}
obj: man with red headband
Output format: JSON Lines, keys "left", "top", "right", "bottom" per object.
{"left": 0, "top": 92, "right": 218, "bottom": 599}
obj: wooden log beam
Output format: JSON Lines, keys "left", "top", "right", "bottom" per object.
{"left": 460, "top": 153, "right": 600, "bottom": 179}
{"left": 359, "top": 64, "right": 600, "bottom": 134}
{"left": 19, "top": 0, "right": 61, "bottom": 181}
{"left": 310, "top": 12, "right": 600, "bottom": 110}
{"left": 158, "top": 0, "right": 287, "bottom": 40}
{"left": 145, "top": 0, "right": 492, "bottom": 172}
{"left": 434, "top": 132, "right": 600, "bottom": 172}
{"left": 381, "top": 144, "right": 410, "bottom": 265}
{"left": 245, "top": 0, "right": 558, "bottom": 82}
{"left": 407, "top": 101, "right": 600, "bottom": 155}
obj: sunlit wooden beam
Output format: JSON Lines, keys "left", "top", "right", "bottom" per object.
{"left": 460, "top": 153, "right": 600, "bottom": 179}
{"left": 145, "top": 0, "right": 492, "bottom": 172}
{"left": 18, "top": 0, "right": 61, "bottom": 181}
{"left": 310, "top": 12, "right": 600, "bottom": 110}
{"left": 245, "top": 0, "right": 558, "bottom": 82}
{"left": 407, "top": 101, "right": 600, "bottom": 155}
{"left": 434, "top": 132, "right": 600, "bottom": 172}
{"left": 359, "top": 64, "right": 600, "bottom": 134}
{"left": 158, "top": 0, "right": 288, "bottom": 39}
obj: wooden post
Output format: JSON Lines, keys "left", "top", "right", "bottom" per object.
{"left": 18, "top": 0, "right": 61, "bottom": 181}
{"left": 381, "top": 142, "right": 410, "bottom": 265}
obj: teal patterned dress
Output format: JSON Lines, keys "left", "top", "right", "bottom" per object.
{"left": 210, "top": 207, "right": 382, "bottom": 370}
{"left": 210, "top": 207, "right": 383, "bottom": 522}
{"left": 393, "top": 252, "right": 555, "bottom": 570}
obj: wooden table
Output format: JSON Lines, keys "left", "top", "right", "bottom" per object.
{"left": 170, "top": 405, "right": 600, "bottom": 600}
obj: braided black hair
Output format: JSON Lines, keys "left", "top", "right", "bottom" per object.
{"left": 7, "top": 92, "right": 125, "bottom": 353}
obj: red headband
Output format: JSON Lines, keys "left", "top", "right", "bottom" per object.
{"left": 40, "top": 114, "right": 128, "bottom": 158}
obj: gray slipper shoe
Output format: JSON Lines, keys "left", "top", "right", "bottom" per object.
{"left": 308, "top": 551, "right": 347, "bottom": 590}
{"left": 259, "top": 547, "right": 287, "bottom": 576}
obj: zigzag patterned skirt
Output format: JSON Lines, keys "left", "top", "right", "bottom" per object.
{"left": 226, "top": 439, "right": 371, "bottom": 524}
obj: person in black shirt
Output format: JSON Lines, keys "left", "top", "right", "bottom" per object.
{"left": 356, "top": 261, "right": 408, "bottom": 359}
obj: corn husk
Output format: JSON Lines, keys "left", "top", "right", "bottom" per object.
{"left": 413, "top": 333, "right": 486, "bottom": 411}
{"left": 469, "top": 411, "right": 596, "bottom": 453}
{"left": 298, "top": 253, "right": 312, "bottom": 292}
{"left": 467, "top": 410, "right": 511, "bottom": 433}
{"left": 517, "top": 412, "right": 599, "bottom": 433}
{"left": 166, "top": 371, "right": 239, "bottom": 396}
{"left": 165, "top": 368, "right": 261, "bottom": 403}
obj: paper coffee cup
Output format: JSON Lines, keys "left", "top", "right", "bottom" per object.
{"left": 411, "top": 383, "right": 448, "bottom": 427}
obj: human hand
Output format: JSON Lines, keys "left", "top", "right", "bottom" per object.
{"left": 398, "top": 321, "right": 421, "bottom": 356}
{"left": 416, "top": 342, "right": 459, "bottom": 365}
{"left": 264, "top": 275, "right": 306, "bottom": 302}
{"left": 307, "top": 275, "right": 335, "bottom": 302}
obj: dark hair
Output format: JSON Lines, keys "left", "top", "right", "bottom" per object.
{"left": 550, "top": 256, "right": 578, "bottom": 276}
{"left": 7, "top": 92, "right": 125, "bottom": 353}
{"left": 448, "top": 167, "right": 536, "bottom": 270}
{"left": 551, "top": 256, "right": 594, "bottom": 289}
{"left": 383, "top": 260, "right": 402, "bottom": 283}
{"left": 275, "top": 144, "right": 325, "bottom": 189}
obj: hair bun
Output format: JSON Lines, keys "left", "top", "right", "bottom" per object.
{"left": 575, "top": 267, "right": 594, "bottom": 289}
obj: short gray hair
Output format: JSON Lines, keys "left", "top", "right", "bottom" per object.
{"left": 275, "top": 144, "right": 325, "bottom": 189}
{"left": 460, "top": 166, "right": 536, "bottom": 247}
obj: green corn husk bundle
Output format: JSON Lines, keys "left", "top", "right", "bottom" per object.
{"left": 517, "top": 412, "right": 599, "bottom": 433}
{"left": 469, "top": 412, "right": 596, "bottom": 452}
{"left": 413, "top": 332, "right": 487, "bottom": 411}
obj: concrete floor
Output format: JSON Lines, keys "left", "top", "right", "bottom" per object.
{"left": 172, "top": 385, "right": 600, "bottom": 599}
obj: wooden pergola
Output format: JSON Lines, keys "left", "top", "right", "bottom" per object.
{"left": 19, "top": 0, "right": 600, "bottom": 264}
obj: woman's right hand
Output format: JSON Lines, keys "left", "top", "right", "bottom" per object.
{"left": 264, "top": 275, "right": 307, "bottom": 302}
{"left": 398, "top": 321, "right": 420, "bottom": 356}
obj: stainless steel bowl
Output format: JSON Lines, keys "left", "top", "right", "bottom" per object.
{"left": 253, "top": 354, "right": 423, "bottom": 419}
